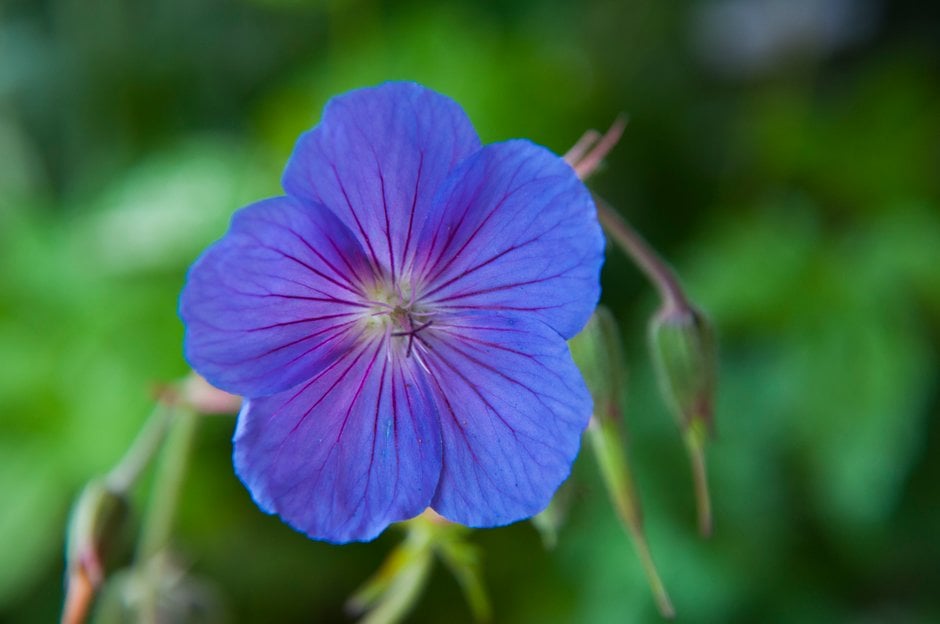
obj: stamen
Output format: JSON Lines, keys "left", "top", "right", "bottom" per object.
{"left": 410, "top": 348, "right": 432, "bottom": 375}
{"left": 391, "top": 320, "right": 433, "bottom": 358}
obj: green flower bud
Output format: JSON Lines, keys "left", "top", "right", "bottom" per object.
{"left": 66, "top": 481, "right": 129, "bottom": 586}
{"left": 91, "top": 554, "right": 224, "bottom": 624}
{"left": 568, "top": 307, "right": 627, "bottom": 425}
{"left": 63, "top": 480, "right": 130, "bottom": 624}
{"left": 649, "top": 305, "right": 717, "bottom": 437}
{"left": 570, "top": 308, "right": 675, "bottom": 618}
{"left": 531, "top": 481, "right": 573, "bottom": 550}
{"left": 649, "top": 304, "right": 717, "bottom": 537}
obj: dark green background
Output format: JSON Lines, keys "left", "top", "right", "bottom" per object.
{"left": 1, "top": 0, "right": 938, "bottom": 621}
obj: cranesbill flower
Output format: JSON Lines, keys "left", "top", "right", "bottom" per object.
{"left": 179, "top": 82, "right": 604, "bottom": 543}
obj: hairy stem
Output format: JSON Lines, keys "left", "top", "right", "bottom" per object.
{"left": 135, "top": 405, "right": 199, "bottom": 622}
{"left": 592, "top": 194, "right": 691, "bottom": 314}
{"left": 106, "top": 401, "right": 175, "bottom": 495}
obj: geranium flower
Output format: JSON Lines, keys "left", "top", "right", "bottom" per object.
{"left": 179, "top": 82, "right": 604, "bottom": 543}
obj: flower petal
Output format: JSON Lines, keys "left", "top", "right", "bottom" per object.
{"left": 179, "top": 196, "right": 372, "bottom": 397}
{"left": 413, "top": 140, "right": 604, "bottom": 339}
{"left": 282, "top": 82, "right": 482, "bottom": 281}
{"left": 233, "top": 338, "right": 442, "bottom": 543}
{"left": 418, "top": 313, "right": 592, "bottom": 527}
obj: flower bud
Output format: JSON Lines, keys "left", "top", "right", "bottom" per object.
{"left": 62, "top": 480, "right": 129, "bottom": 624}
{"left": 531, "top": 481, "right": 573, "bottom": 549}
{"left": 571, "top": 309, "right": 675, "bottom": 618}
{"left": 91, "top": 554, "right": 224, "bottom": 624}
{"left": 649, "top": 305, "right": 716, "bottom": 436}
{"left": 568, "top": 307, "right": 626, "bottom": 425}
{"left": 649, "top": 304, "right": 717, "bottom": 536}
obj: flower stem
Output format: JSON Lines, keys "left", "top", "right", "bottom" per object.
{"left": 565, "top": 120, "right": 692, "bottom": 316}
{"left": 135, "top": 404, "right": 200, "bottom": 622}
{"left": 572, "top": 115, "right": 627, "bottom": 179}
{"left": 568, "top": 120, "right": 716, "bottom": 540}
{"left": 61, "top": 398, "right": 176, "bottom": 624}
{"left": 564, "top": 129, "right": 602, "bottom": 168}
{"left": 136, "top": 404, "right": 198, "bottom": 560}
{"left": 608, "top": 200, "right": 716, "bottom": 537}
{"left": 105, "top": 400, "right": 175, "bottom": 495}
{"left": 684, "top": 428, "right": 713, "bottom": 538}
{"left": 626, "top": 521, "right": 676, "bottom": 620}
{"left": 592, "top": 194, "right": 691, "bottom": 314}
{"left": 588, "top": 418, "right": 675, "bottom": 619}
{"left": 60, "top": 566, "right": 94, "bottom": 624}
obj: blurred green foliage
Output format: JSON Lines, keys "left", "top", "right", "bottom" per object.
{"left": 2, "top": 0, "right": 939, "bottom": 622}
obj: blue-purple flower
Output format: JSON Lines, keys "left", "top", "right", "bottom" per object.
{"left": 179, "top": 82, "right": 604, "bottom": 543}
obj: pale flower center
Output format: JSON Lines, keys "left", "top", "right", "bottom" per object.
{"left": 361, "top": 277, "right": 434, "bottom": 358}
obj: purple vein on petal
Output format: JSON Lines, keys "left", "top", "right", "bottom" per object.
{"left": 423, "top": 360, "right": 480, "bottom": 461}
{"left": 418, "top": 160, "right": 531, "bottom": 286}
{"left": 243, "top": 311, "right": 362, "bottom": 333}
{"left": 415, "top": 178, "right": 576, "bottom": 299}
{"left": 423, "top": 173, "right": 572, "bottom": 294}
{"left": 416, "top": 234, "right": 544, "bottom": 301}
{"left": 422, "top": 272, "right": 566, "bottom": 306}
{"left": 430, "top": 326, "right": 533, "bottom": 354}
{"left": 434, "top": 303, "right": 568, "bottom": 313}
{"left": 436, "top": 330, "right": 584, "bottom": 433}
{"left": 249, "top": 219, "right": 369, "bottom": 297}
{"left": 414, "top": 173, "right": 487, "bottom": 281}
{"left": 332, "top": 353, "right": 388, "bottom": 534}
{"left": 328, "top": 162, "right": 384, "bottom": 274}
{"left": 423, "top": 353, "right": 536, "bottom": 508}
{"left": 390, "top": 363, "right": 402, "bottom": 495}
{"left": 197, "top": 317, "right": 358, "bottom": 361}
{"left": 324, "top": 232, "right": 373, "bottom": 292}
{"left": 267, "top": 338, "right": 375, "bottom": 435}
{"left": 194, "top": 324, "right": 364, "bottom": 391}
{"left": 400, "top": 150, "right": 424, "bottom": 272}
{"left": 428, "top": 339, "right": 569, "bottom": 446}
{"left": 254, "top": 319, "right": 360, "bottom": 363}
{"left": 310, "top": 342, "right": 388, "bottom": 537}
{"left": 224, "top": 287, "right": 368, "bottom": 309}
{"left": 322, "top": 341, "right": 385, "bottom": 523}
{"left": 424, "top": 189, "right": 521, "bottom": 286}
{"left": 368, "top": 142, "right": 396, "bottom": 283}
{"left": 186, "top": 311, "right": 363, "bottom": 341}
{"left": 244, "top": 237, "right": 367, "bottom": 300}
{"left": 422, "top": 313, "right": 594, "bottom": 528}
{"left": 237, "top": 268, "right": 366, "bottom": 304}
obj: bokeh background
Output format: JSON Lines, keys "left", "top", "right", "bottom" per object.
{"left": 2, "top": 0, "right": 939, "bottom": 622}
